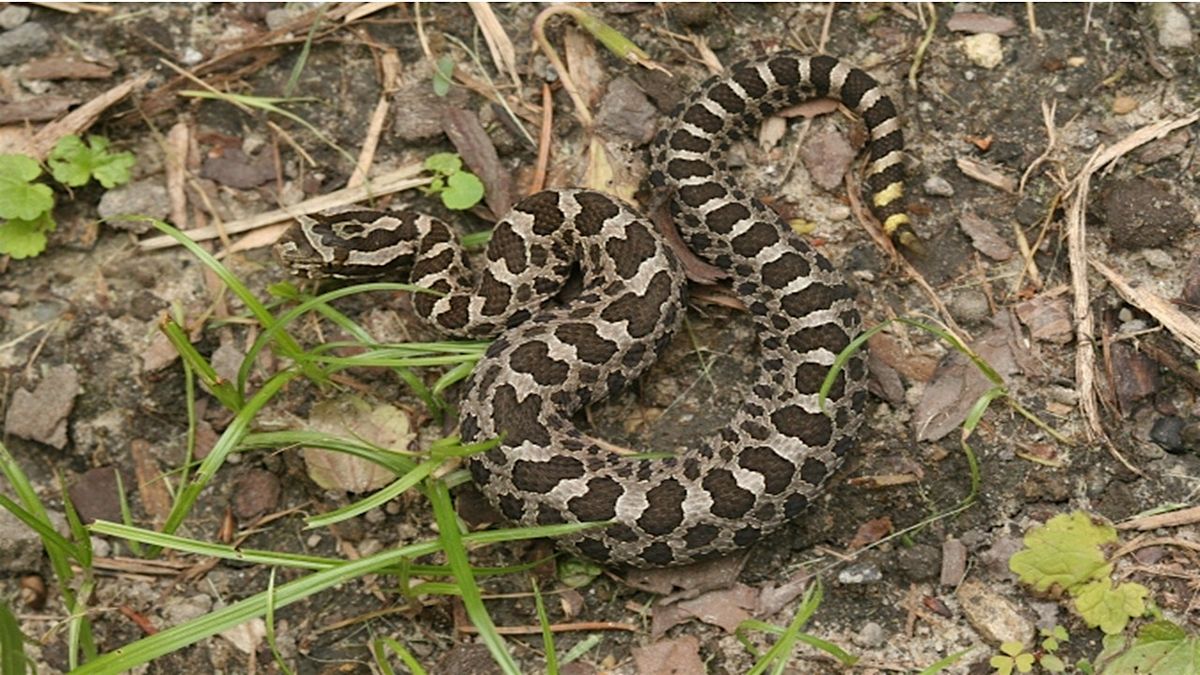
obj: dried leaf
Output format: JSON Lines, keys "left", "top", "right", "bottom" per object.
{"left": 441, "top": 107, "right": 511, "bottom": 217}
{"left": 302, "top": 395, "right": 415, "bottom": 493}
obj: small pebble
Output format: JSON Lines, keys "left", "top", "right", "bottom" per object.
{"left": 1141, "top": 248, "right": 1173, "bottom": 269}
{"left": 365, "top": 508, "right": 386, "bottom": 524}
{"left": 306, "top": 534, "right": 322, "bottom": 548}
{"left": 922, "top": 175, "right": 955, "bottom": 197}
{"left": 960, "top": 33, "right": 1003, "bottom": 69}
{"left": 1153, "top": 3, "right": 1193, "bottom": 50}
{"left": 949, "top": 289, "right": 991, "bottom": 323}
{"left": 180, "top": 47, "right": 203, "bottom": 66}
{"left": 0, "top": 22, "right": 51, "bottom": 65}
{"left": 1150, "top": 416, "right": 1186, "bottom": 454}
{"left": 853, "top": 621, "right": 887, "bottom": 648}
{"left": 0, "top": 5, "right": 30, "bottom": 30}
{"left": 837, "top": 562, "right": 883, "bottom": 585}
{"left": 827, "top": 204, "right": 851, "bottom": 221}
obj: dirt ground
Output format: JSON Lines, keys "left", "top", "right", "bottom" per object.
{"left": 1, "top": 3, "right": 1198, "bottom": 674}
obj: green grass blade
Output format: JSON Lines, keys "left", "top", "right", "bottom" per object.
{"left": 0, "top": 598, "right": 30, "bottom": 675}
{"left": 305, "top": 459, "right": 439, "bottom": 529}
{"left": 239, "top": 281, "right": 430, "bottom": 395}
{"left": 429, "top": 481, "right": 519, "bottom": 674}
{"left": 238, "top": 430, "right": 419, "bottom": 475}
{"left": 160, "top": 316, "right": 243, "bottom": 410}
{"left": 156, "top": 370, "right": 301, "bottom": 549}
{"left": 0, "top": 494, "right": 80, "bottom": 562}
{"left": 264, "top": 569, "right": 296, "bottom": 675}
{"left": 532, "top": 578, "right": 558, "bottom": 674}
{"left": 137, "top": 217, "right": 321, "bottom": 387}
{"left": 917, "top": 647, "right": 974, "bottom": 674}
{"left": 373, "top": 637, "right": 428, "bottom": 675}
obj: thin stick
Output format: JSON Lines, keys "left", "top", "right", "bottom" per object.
{"left": 530, "top": 83, "right": 554, "bottom": 194}
{"left": 1091, "top": 259, "right": 1200, "bottom": 356}
{"left": 532, "top": 5, "right": 594, "bottom": 128}
{"left": 1065, "top": 110, "right": 1200, "bottom": 439}
{"left": 137, "top": 164, "right": 429, "bottom": 250}
{"left": 908, "top": 2, "right": 938, "bottom": 91}
{"left": 817, "top": 3, "right": 835, "bottom": 54}
{"left": 348, "top": 49, "right": 400, "bottom": 189}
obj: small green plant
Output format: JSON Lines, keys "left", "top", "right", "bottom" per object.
{"left": 432, "top": 54, "right": 455, "bottom": 97}
{"left": 0, "top": 134, "right": 134, "bottom": 259}
{"left": 1010, "top": 512, "right": 1149, "bottom": 636}
{"left": 422, "top": 152, "right": 485, "bottom": 210}
{"left": 990, "top": 626, "right": 1071, "bottom": 675}
{"left": 48, "top": 134, "right": 135, "bottom": 189}
{"left": 1095, "top": 618, "right": 1200, "bottom": 673}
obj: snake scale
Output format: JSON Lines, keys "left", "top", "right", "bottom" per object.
{"left": 278, "top": 52, "right": 913, "bottom": 567}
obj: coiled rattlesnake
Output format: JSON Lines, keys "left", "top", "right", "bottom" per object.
{"left": 277, "top": 52, "right": 912, "bottom": 567}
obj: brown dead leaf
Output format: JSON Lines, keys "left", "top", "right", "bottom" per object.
{"left": 1014, "top": 290, "right": 1073, "bottom": 344}
{"left": 867, "top": 333, "right": 938, "bottom": 383}
{"left": 623, "top": 552, "right": 745, "bottom": 597}
{"left": 946, "top": 12, "right": 1019, "bottom": 35}
{"left": 632, "top": 635, "right": 705, "bottom": 675}
{"left": 848, "top": 516, "right": 894, "bottom": 550}
{"left": 21, "top": 57, "right": 115, "bottom": 80}
{"left": 130, "top": 439, "right": 172, "bottom": 527}
{"left": 913, "top": 324, "right": 1020, "bottom": 442}
{"left": 442, "top": 107, "right": 512, "bottom": 217}
{"left": 959, "top": 211, "right": 1013, "bottom": 261}
{"left": 756, "top": 572, "right": 811, "bottom": 616}
{"left": 0, "top": 96, "right": 78, "bottom": 124}
{"left": 1109, "top": 341, "right": 1159, "bottom": 415}
{"left": 651, "top": 583, "right": 758, "bottom": 636}
{"left": 302, "top": 395, "right": 415, "bottom": 492}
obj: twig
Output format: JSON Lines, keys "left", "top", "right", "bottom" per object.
{"left": 457, "top": 620, "right": 638, "bottom": 635}
{"left": 164, "top": 122, "right": 191, "bottom": 230}
{"left": 469, "top": 2, "right": 522, "bottom": 90}
{"left": 1065, "top": 110, "right": 1200, "bottom": 440}
{"left": 1018, "top": 99, "right": 1058, "bottom": 195}
{"left": 348, "top": 48, "right": 400, "bottom": 189}
{"left": 817, "top": 3, "right": 835, "bottom": 54}
{"left": 1025, "top": 2, "right": 1043, "bottom": 43}
{"left": 1117, "top": 505, "right": 1200, "bottom": 531}
{"left": 532, "top": 5, "right": 595, "bottom": 128}
{"left": 1091, "top": 260, "right": 1200, "bottom": 356}
{"left": 908, "top": 2, "right": 938, "bottom": 91}
{"left": 530, "top": 83, "right": 553, "bottom": 194}
{"left": 11, "top": 72, "right": 150, "bottom": 160}
{"left": 137, "top": 164, "right": 429, "bottom": 250}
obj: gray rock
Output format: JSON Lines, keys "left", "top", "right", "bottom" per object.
{"left": 0, "top": 5, "right": 31, "bottom": 30}
{"left": 97, "top": 179, "right": 170, "bottom": 233}
{"left": 0, "top": 22, "right": 51, "bottom": 65}
{"left": 949, "top": 289, "right": 992, "bottom": 323}
{"left": 853, "top": 621, "right": 887, "bottom": 648}
{"left": 837, "top": 562, "right": 883, "bottom": 584}
{"left": 265, "top": 7, "right": 305, "bottom": 31}
{"left": 595, "top": 76, "right": 658, "bottom": 144}
{"left": 922, "top": 175, "right": 955, "bottom": 197}
{"left": 0, "top": 507, "right": 45, "bottom": 572}
{"left": 5, "top": 364, "right": 79, "bottom": 449}
{"left": 0, "top": 501, "right": 66, "bottom": 573}
{"left": 1153, "top": 3, "right": 1193, "bottom": 50}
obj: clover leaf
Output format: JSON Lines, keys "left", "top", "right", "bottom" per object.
{"left": 49, "top": 134, "right": 135, "bottom": 188}
{"left": 0, "top": 154, "right": 54, "bottom": 221}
